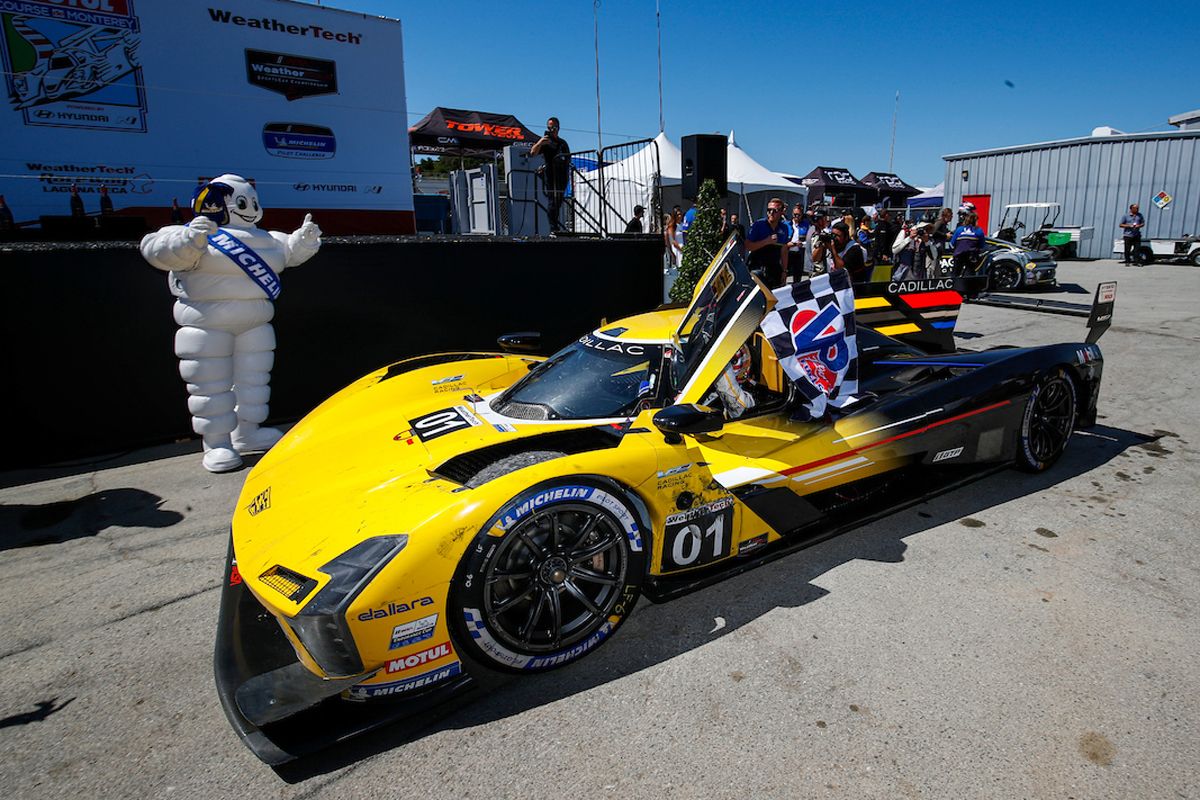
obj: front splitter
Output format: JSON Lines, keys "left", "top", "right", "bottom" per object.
{"left": 213, "top": 538, "right": 476, "bottom": 765}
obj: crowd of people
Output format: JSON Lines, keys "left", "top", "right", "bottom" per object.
{"left": 666, "top": 198, "right": 990, "bottom": 289}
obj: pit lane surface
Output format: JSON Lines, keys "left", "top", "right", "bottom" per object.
{"left": 2, "top": 259, "right": 1197, "bottom": 799}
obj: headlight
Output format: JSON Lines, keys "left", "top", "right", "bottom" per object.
{"left": 288, "top": 535, "right": 408, "bottom": 677}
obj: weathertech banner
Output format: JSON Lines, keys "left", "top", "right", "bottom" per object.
{"left": 761, "top": 270, "right": 859, "bottom": 420}
{"left": 0, "top": 0, "right": 413, "bottom": 233}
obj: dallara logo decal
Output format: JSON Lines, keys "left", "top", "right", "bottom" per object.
{"left": 246, "top": 487, "right": 271, "bottom": 516}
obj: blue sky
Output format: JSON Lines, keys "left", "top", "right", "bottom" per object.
{"left": 301, "top": 0, "right": 1197, "bottom": 187}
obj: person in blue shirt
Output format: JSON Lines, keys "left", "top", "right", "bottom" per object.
{"left": 1119, "top": 203, "right": 1146, "bottom": 266}
{"left": 949, "top": 211, "right": 986, "bottom": 277}
{"left": 680, "top": 206, "right": 697, "bottom": 243}
{"left": 746, "top": 198, "right": 790, "bottom": 288}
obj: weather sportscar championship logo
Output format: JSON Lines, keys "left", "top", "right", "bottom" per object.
{"left": 790, "top": 304, "right": 849, "bottom": 394}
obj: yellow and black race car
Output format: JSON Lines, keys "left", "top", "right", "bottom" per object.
{"left": 215, "top": 238, "right": 1109, "bottom": 763}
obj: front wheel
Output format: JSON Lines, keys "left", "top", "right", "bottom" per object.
{"left": 1016, "top": 370, "right": 1077, "bottom": 473}
{"left": 990, "top": 261, "right": 1023, "bottom": 291}
{"left": 450, "top": 480, "right": 645, "bottom": 673}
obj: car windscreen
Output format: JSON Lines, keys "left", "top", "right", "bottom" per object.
{"left": 491, "top": 335, "right": 663, "bottom": 420}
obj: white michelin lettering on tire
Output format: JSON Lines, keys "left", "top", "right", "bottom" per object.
{"left": 464, "top": 607, "right": 532, "bottom": 669}
{"left": 592, "top": 489, "right": 643, "bottom": 551}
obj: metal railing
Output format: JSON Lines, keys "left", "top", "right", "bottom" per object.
{"left": 568, "top": 138, "right": 662, "bottom": 237}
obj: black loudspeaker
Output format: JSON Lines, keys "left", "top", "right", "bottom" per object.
{"left": 681, "top": 134, "right": 727, "bottom": 200}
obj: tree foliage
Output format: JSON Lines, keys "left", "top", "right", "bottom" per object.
{"left": 669, "top": 179, "right": 724, "bottom": 303}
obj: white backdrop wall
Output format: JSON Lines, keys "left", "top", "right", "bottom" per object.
{"left": 0, "top": 0, "right": 413, "bottom": 232}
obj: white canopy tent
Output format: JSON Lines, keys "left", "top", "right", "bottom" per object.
{"left": 722, "top": 130, "right": 807, "bottom": 223}
{"left": 572, "top": 131, "right": 806, "bottom": 234}
{"left": 571, "top": 132, "right": 678, "bottom": 234}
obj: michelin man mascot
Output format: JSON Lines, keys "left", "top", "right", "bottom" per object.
{"left": 140, "top": 175, "right": 321, "bottom": 472}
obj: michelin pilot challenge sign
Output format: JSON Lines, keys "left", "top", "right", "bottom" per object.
{"left": 0, "top": 0, "right": 413, "bottom": 232}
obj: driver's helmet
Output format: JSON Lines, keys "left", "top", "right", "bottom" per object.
{"left": 959, "top": 201, "right": 976, "bottom": 214}
{"left": 730, "top": 344, "right": 752, "bottom": 384}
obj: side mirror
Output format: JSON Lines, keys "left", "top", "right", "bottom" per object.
{"left": 653, "top": 404, "right": 724, "bottom": 443}
{"left": 497, "top": 332, "right": 541, "bottom": 354}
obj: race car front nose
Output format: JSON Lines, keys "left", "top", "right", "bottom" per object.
{"left": 287, "top": 535, "right": 410, "bottom": 677}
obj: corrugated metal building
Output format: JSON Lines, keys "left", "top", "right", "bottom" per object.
{"left": 942, "top": 129, "right": 1200, "bottom": 259}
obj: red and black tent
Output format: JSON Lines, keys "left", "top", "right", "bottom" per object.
{"left": 796, "top": 166, "right": 874, "bottom": 208}
{"left": 408, "top": 107, "right": 540, "bottom": 156}
{"left": 861, "top": 172, "right": 920, "bottom": 209}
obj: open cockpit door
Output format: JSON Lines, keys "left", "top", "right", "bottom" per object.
{"left": 672, "top": 235, "right": 773, "bottom": 404}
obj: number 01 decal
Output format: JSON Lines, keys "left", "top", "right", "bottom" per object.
{"left": 662, "top": 498, "right": 735, "bottom": 572}
{"left": 409, "top": 406, "right": 481, "bottom": 442}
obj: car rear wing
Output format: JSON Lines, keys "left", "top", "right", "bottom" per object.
{"left": 1086, "top": 281, "right": 1116, "bottom": 343}
{"left": 966, "top": 280, "right": 1116, "bottom": 343}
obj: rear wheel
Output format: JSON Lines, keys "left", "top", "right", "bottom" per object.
{"left": 1189, "top": 249, "right": 1200, "bottom": 267}
{"left": 1047, "top": 244, "right": 1064, "bottom": 261}
{"left": 1016, "top": 370, "right": 1077, "bottom": 472}
{"left": 451, "top": 480, "right": 644, "bottom": 673}
{"left": 1137, "top": 246, "right": 1155, "bottom": 265}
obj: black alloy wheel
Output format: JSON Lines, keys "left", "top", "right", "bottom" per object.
{"left": 991, "top": 262, "right": 1023, "bottom": 291}
{"left": 1189, "top": 249, "right": 1200, "bottom": 267}
{"left": 452, "top": 482, "right": 644, "bottom": 673}
{"left": 484, "top": 503, "right": 627, "bottom": 653}
{"left": 1016, "top": 370, "right": 1077, "bottom": 473}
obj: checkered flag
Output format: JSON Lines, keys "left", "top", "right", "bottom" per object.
{"left": 759, "top": 270, "right": 859, "bottom": 420}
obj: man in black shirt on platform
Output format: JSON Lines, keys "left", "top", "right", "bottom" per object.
{"left": 624, "top": 204, "right": 645, "bottom": 233}
{"left": 530, "top": 117, "right": 570, "bottom": 231}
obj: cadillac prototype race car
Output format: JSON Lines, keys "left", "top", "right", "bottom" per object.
{"left": 216, "top": 238, "right": 1111, "bottom": 763}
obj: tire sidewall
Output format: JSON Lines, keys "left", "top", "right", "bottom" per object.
{"left": 449, "top": 476, "right": 646, "bottom": 674}
{"left": 1017, "top": 370, "right": 1077, "bottom": 472}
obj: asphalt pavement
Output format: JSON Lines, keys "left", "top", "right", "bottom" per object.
{"left": 1, "top": 259, "right": 1197, "bottom": 799}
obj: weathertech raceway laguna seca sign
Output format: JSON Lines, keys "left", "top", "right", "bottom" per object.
{"left": 0, "top": 0, "right": 413, "bottom": 233}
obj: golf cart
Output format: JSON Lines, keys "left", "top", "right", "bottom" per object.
{"left": 994, "top": 203, "right": 1093, "bottom": 260}
{"left": 1110, "top": 234, "right": 1200, "bottom": 266}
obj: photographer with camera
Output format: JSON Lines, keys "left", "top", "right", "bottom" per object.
{"left": 530, "top": 117, "right": 570, "bottom": 232}
{"left": 811, "top": 220, "right": 869, "bottom": 284}
{"left": 804, "top": 209, "right": 831, "bottom": 275}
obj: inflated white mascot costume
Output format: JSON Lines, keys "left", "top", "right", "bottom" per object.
{"left": 140, "top": 175, "right": 321, "bottom": 472}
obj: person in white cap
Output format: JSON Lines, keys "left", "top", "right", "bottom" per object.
{"left": 140, "top": 174, "right": 321, "bottom": 472}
